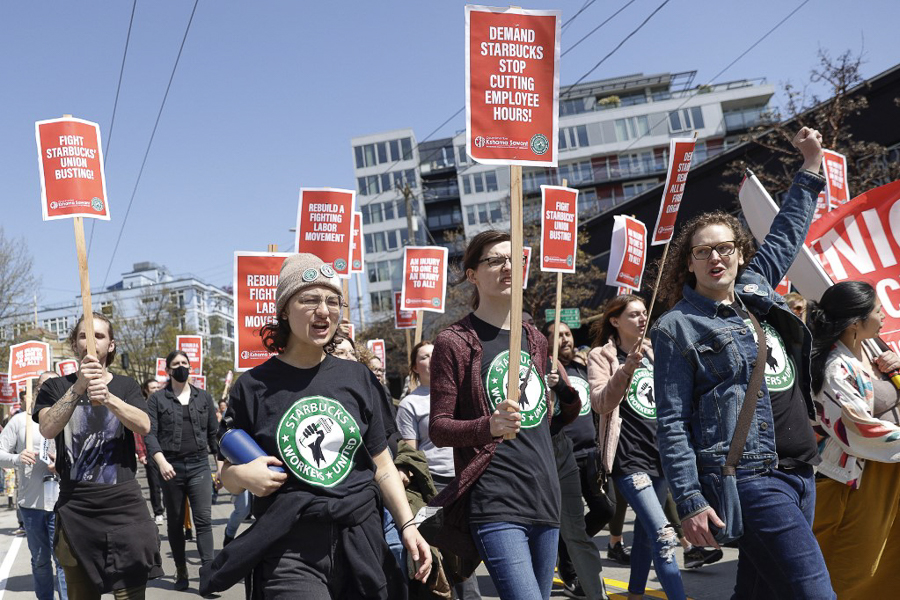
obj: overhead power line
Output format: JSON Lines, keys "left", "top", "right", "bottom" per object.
{"left": 101, "top": 0, "right": 199, "bottom": 289}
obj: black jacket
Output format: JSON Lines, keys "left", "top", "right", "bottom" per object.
{"left": 145, "top": 384, "right": 219, "bottom": 458}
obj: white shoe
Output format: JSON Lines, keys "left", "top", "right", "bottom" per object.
{"left": 155, "top": 515, "right": 164, "bottom": 525}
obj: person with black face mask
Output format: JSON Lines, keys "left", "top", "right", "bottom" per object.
{"left": 145, "top": 350, "right": 220, "bottom": 591}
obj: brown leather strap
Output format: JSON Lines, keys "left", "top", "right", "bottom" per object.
{"left": 723, "top": 311, "right": 767, "bottom": 476}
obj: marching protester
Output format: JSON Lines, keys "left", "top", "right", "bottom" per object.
{"left": 0, "top": 370, "right": 66, "bottom": 600}
{"left": 809, "top": 281, "right": 900, "bottom": 597}
{"left": 542, "top": 323, "right": 609, "bottom": 600}
{"left": 588, "top": 295, "right": 687, "bottom": 600}
{"left": 429, "top": 230, "right": 572, "bottom": 600}
{"left": 35, "top": 312, "right": 163, "bottom": 599}
{"left": 135, "top": 378, "right": 165, "bottom": 525}
{"left": 145, "top": 350, "right": 220, "bottom": 591}
{"left": 397, "top": 340, "right": 482, "bottom": 599}
{"left": 203, "top": 253, "right": 431, "bottom": 599}
{"left": 651, "top": 127, "right": 835, "bottom": 598}
{"left": 331, "top": 334, "right": 359, "bottom": 361}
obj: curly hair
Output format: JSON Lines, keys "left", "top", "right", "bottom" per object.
{"left": 656, "top": 211, "right": 756, "bottom": 309}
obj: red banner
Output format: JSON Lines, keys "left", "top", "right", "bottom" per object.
{"left": 523, "top": 246, "right": 532, "bottom": 289}
{"left": 8, "top": 341, "right": 51, "bottom": 383}
{"left": 393, "top": 291, "right": 417, "bottom": 329}
{"left": 56, "top": 359, "right": 78, "bottom": 377}
{"left": 191, "top": 375, "right": 206, "bottom": 390}
{"left": 465, "top": 5, "right": 561, "bottom": 167}
{"left": 296, "top": 188, "right": 354, "bottom": 277}
{"left": 807, "top": 179, "right": 900, "bottom": 350}
{"left": 346, "top": 323, "right": 356, "bottom": 341}
{"left": 233, "top": 252, "right": 289, "bottom": 371}
{"left": 0, "top": 374, "right": 16, "bottom": 405}
{"left": 823, "top": 149, "right": 850, "bottom": 210}
{"left": 367, "top": 339, "right": 386, "bottom": 370}
{"left": 652, "top": 138, "right": 696, "bottom": 245}
{"left": 350, "top": 211, "right": 365, "bottom": 274}
{"left": 401, "top": 246, "right": 448, "bottom": 313}
{"left": 606, "top": 216, "right": 647, "bottom": 291}
{"left": 35, "top": 117, "right": 109, "bottom": 221}
{"left": 540, "top": 186, "right": 578, "bottom": 273}
{"left": 156, "top": 358, "right": 168, "bottom": 382}
{"left": 176, "top": 335, "right": 203, "bottom": 376}
{"left": 812, "top": 190, "right": 829, "bottom": 223}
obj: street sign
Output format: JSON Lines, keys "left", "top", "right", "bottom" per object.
{"left": 544, "top": 308, "right": 580, "bottom": 329}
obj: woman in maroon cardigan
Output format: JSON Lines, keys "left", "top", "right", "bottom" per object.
{"left": 429, "top": 230, "right": 579, "bottom": 600}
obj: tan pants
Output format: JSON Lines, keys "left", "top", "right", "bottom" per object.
{"left": 56, "top": 525, "right": 146, "bottom": 600}
{"left": 813, "top": 460, "right": 900, "bottom": 599}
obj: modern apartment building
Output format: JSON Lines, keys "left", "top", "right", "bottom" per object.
{"left": 352, "top": 70, "right": 774, "bottom": 320}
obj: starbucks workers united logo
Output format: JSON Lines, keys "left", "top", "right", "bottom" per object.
{"left": 485, "top": 351, "right": 547, "bottom": 428}
{"left": 277, "top": 396, "right": 362, "bottom": 488}
{"left": 743, "top": 319, "right": 795, "bottom": 392}
{"left": 569, "top": 376, "right": 592, "bottom": 416}
{"left": 625, "top": 361, "right": 656, "bottom": 419}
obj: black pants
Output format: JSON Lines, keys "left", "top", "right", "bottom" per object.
{"left": 160, "top": 454, "right": 214, "bottom": 567}
{"left": 558, "top": 450, "right": 616, "bottom": 583}
{"left": 145, "top": 460, "right": 164, "bottom": 517}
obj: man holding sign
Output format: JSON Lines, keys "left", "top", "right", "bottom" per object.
{"left": 650, "top": 128, "right": 835, "bottom": 597}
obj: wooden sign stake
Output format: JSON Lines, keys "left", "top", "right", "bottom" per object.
{"left": 414, "top": 311, "right": 424, "bottom": 345}
{"left": 341, "top": 279, "right": 351, "bottom": 322}
{"left": 24, "top": 379, "right": 33, "bottom": 451}
{"left": 73, "top": 216, "right": 98, "bottom": 360}
{"left": 405, "top": 329, "right": 412, "bottom": 366}
{"left": 505, "top": 165, "right": 525, "bottom": 440}
{"left": 550, "top": 178, "right": 569, "bottom": 368}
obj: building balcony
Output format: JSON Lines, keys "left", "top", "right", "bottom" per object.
{"left": 422, "top": 181, "right": 460, "bottom": 203}
{"left": 724, "top": 106, "right": 772, "bottom": 132}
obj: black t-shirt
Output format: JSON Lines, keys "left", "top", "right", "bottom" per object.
{"left": 220, "top": 355, "right": 388, "bottom": 515}
{"left": 613, "top": 348, "right": 662, "bottom": 477}
{"left": 559, "top": 361, "right": 596, "bottom": 458}
{"left": 178, "top": 402, "right": 201, "bottom": 457}
{"left": 33, "top": 373, "right": 146, "bottom": 485}
{"left": 468, "top": 315, "right": 560, "bottom": 526}
{"left": 734, "top": 305, "right": 820, "bottom": 468}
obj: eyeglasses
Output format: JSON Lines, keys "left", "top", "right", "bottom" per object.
{"left": 297, "top": 295, "right": 344, "bottom": 312}
{"left": 690, "top": 241, "right": 737, "bottom": 261}
{"left": 478, "top": 255, "right": 527, "bottom": 269}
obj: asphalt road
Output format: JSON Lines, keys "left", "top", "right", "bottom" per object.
{"left": 0, "top": 465, "right": 740, "bottom": 599}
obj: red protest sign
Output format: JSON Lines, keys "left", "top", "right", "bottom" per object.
{"left": 823, "top": 149, "right": 850, "bottom": 210}
{"left": 176, "top": 335, "right": 203, "bottom": 376}
{"left": 812, "top": 190, "right": 829, "bottom": 223}
{"left": 465, "top": 5, "right": 561, "bottom": 167}
{"left": 346, "top": 324, "right": 356, "bottom": 341}
{"left": 606, "top": 216, "right": 647, "bottom": 291}
{"left": 35, "top": 117, "right": 109, "bottom": 221}
{"left": 523, "top": 246, "right": 532, "bottom": 289}
{"left": 616, "top": 286, "right": 631, "bottom": 296}
{"left": 367, "top": 339, "right": 386, "bottom": 369}
{"left": 191, "top": 375, "right": 207, "bottom": 390}
{"left": 540, "top": 186, "right": 578, "bottom": 273}
{"left": 807, "top": 179, "right": 900, "bottom": 350}
{"left": 156, "top": 358, "right": 168, "bottom": 382}
{"left": 351, "top": 211, "right": 365, "bottom": 274}
{"left": 295, "top": 188, "right": 355, "bottom": 277}
{"left": 775, "top": 277, "right": 791, "bottom": 296}
{"left": 394, "top": 291, "right": 418, "bottom": 329}
{"left": 401, "top": 247, "right": 448, "bottom": 313}
{"left": 234, "top": 252, "right": 289, "bottom": 371}
{"left": 652, "top": 138, "right": 696, "bottom": 245}
{"left": 0, "top": 374, "right": 16, "bottom": 405}
{"left": 8, "top": 341, "right": 51, "bottom": 383}
{"left": 56, "top": 359, "right": 78, "bottom": 377}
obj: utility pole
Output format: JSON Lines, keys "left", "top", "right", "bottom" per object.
{"left": 401, "top": 184, "right": 423, "bottom": 344}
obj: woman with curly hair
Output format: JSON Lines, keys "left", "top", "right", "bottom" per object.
{"left": 649, "top": 128, "right": 836, "bottom": 598}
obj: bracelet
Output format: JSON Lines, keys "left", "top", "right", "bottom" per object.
{"left": 400, "top": 518, "right": 417, "bottom": 532}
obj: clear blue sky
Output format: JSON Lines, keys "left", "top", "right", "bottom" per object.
{"left": 2, "top": 0, "right": 897, "bottom": 308}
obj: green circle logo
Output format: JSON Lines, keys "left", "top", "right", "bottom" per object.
{"left": 91, "top": 197, "right": 104, "bottom": 212}
{"left": 744, "top": 319, "right": 795, "bottom": 392}
{"left": 332, "top": 260, "right": 346, "bottom": 273}
{"left": 530, "top": 133, "right": 549, "bottom": 155}
{"left": 485, "top": 351, "right": 547, "bottom": 429}
{"left": 569, "top": 376, "right": 592, "bottom": 416}
{"left": 302, "top": 268, "right": 319, "bottom": 282}
{"left": 276, "top": 396, "right": 362, "bottom": 488}
{"left": 625, "top": 365, "right": 656, "bottom": 419}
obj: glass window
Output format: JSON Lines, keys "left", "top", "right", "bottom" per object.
{"left": 462, "top": 176, "right": 471, "bottom": 194}
{"left": 473, "top": 174, "right": 484, "bottom": 193}
{"left": 377, "top": 261, "right": 390, "bottom": 281}
{"left": 357, "top": 177, "right": 368, "bottom": 196}
{"left": 364, "top": 144, "right": 376, "bottom": 167}
{"left": 383, "top": 200, "right": 395, "bottom": 220}
{"left": 406, "top": 169, "right": 417, "bottom": 189}
{"left": 354, "top": 146, "right": 364, "bottom": 169}
{"left": 401, "top": 138, "right": 413, "bottom": 160}
{"left": 367, "top": 175, "right": 380, "bottom": 195}
{"left": 364, "top": 233, "right": 375, "bottom": 254}
{"left": 576, "top": 125, "right": 589, "bottom": 147}
{"left": 397, "top": 200, "right": 406, "bottom": 219}
{"left": 489, "top": 201, "right": 503, "bottom": 221}
{"left": 380, "top": 173, "right": 392, "bottom": 194}
{"left": 386, "top": 230, "right": 399, "bottom": 250}
{"left": 377, "top": 142, "right": 388, "bottom": 164}
{"left": 485, "top": 171, "right": 498, "bottom": 192}
{"left": 635, "top": 116, "right": 649, "bottom": 137}
{"left": 691, "top": 106, "right": 704, "bottom": 129}
{"left": 457, "top": 144, "right": 469, "bottom": 165}
{"left": 669, "top": 111, "right": 682, "bottom": 132}
{"left": 478, "top": 203, "right": 489, "bottom": 224}
{"left": 467, "top": 205, "right": 476, "bottom": 225}
{"left": 367, "top": 263, "right": 378, "bottom": 283}
{"left": 615, "top": 119, "right": 630, "bottom": 141}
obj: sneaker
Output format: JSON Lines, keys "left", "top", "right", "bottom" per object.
{"left": 155, "top": 515, "right": 164, "bottom": 525}
{"left": 12, "top": 528, "right": 25, "bottom": 537}
{"left": 562, "top": 577, "right": 587, "bottom": 599}
{"left": 684, "top": 545, "right": 724, "bottom": 569}
{"left": 607, "top": 541, "right": 631, "bottom": 565}
{"left": 174, "top": 564, "right": 189, "bottom": 591}
{"left": 185, "top": 528, "right": 193, "bottom": 541}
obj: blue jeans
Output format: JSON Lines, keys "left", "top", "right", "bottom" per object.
{"left": 224, "top": 490, "right": 250, "bottom": 538}
{"left": 383, "top": 507, "right": 405, "bottom": 574}
{"left": 20, "top": 507, "right": 67, "bottom": 600}
{"left": 471, "top": 522, "right": 558, "bottom": 600}
{"left": 733, "top": 467, "right": 835, "bottom": 599}
{"left": 613, "top": 472, "right": 685, "bottom": 599}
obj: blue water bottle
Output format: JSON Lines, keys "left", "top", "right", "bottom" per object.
{"left": 220, "top": 428, "right": 284, "bottom": 473}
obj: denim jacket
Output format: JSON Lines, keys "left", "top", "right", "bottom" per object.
{"left": 146, "top": 384, "right": 219, "bottom": 459}
{"left": 650, "top": 170, "right": 826, "bottom": 520}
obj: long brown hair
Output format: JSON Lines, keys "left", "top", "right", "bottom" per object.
{"left": 456, "top": 230, "right": 511, "bottom": 310}
{"left": 408, "top": 339, "right": 433, "bottom": 388}
{"left": 656, "top": 211, "right": 756, "bottom": 309}
{"left": 590, "top": 294, "right": 645, "bottom": 347}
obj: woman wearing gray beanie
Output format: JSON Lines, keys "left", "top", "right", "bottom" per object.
{"left": 208, "top": 253, "right": 431, "bottom": 599}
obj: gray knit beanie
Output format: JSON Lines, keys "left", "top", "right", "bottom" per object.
{"left": 275, "top": 253, "right": 343, "bottom": 317}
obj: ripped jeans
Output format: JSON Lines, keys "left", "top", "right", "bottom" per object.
{"left": 613, "top": 472, "right": 686, "bottom": 599}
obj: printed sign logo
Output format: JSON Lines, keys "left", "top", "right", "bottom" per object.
{"left": 530, "top": 134, "right": 549, "bottom": 155}
{"left": 484, "top": 351, "right": 546, "bottom": 428}
{"left": 625, "top": 364, "right": 655, "bottom": 419}
{"left": 474, "top": 136, "right": 486, "bottom": 148}
{"left": 277, "top": 396, "right": 362, "bottom": 489}
{"left": 744, "top": 320, "right": 795, "bottom": 392}
{"left": 91, "top": 197, "right": 104, "bottom": 211}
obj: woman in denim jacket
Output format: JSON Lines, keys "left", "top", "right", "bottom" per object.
{"left": 809, "top": 281, "right": 900, "bottom": 597}
{"left": 650, "top": 128, "right": 836, "bottom": 599}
